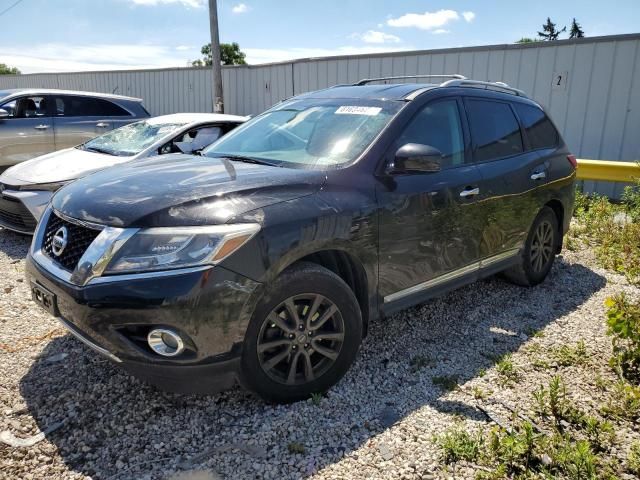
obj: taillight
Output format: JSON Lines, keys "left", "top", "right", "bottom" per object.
{"left": 567, "top": 154, "right": 578, "bottom": 169}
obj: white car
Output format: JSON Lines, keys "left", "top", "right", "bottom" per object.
{"left": 0, "top": 113, "right": 246, "bottom": 234}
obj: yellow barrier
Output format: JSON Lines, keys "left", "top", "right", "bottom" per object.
{"left": 576, "top": 159, "right": 640, "bottom": 183}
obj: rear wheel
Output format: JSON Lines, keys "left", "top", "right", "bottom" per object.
{"left": 240, "top": 262, "right": 362, "bottom": 403}
{"left": 504, "top": 207, "right": 559, "bottom": 286}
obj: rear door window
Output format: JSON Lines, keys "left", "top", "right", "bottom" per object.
{"left": 465, "top": 99, "right": 524, "bottom": 162}
{"left": 53, "top": 96, "right": 130, "bottom": 117}
{"left": 513, "top": 103, "right": 559, "bottom": 150}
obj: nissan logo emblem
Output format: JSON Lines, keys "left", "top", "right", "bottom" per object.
{"left": 52, "top": 226, "right": 68, "bottom": 257}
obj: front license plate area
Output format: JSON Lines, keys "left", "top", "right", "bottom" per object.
{"left": 30, "top": 282, "right": 59, "bottom": 316}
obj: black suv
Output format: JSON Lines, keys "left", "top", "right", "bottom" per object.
{"left": 25, "top": 76, "right": 576, "bottom": 403}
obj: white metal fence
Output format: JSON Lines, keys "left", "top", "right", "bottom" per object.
{"left": 1, "top": 33, "right": 639, "bottom": 197}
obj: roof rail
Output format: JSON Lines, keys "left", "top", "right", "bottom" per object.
{"left": 440, "top": 79, "right": 527, "bottom": 97}
{"left": 354, "top": 74, "right": 466, "bottom": 86}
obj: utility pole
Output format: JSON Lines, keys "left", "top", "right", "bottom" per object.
{"left": 208, "top": 0, "right": 224, "bottom": 113}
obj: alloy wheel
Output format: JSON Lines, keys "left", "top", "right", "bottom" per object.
{"left": 257, "top": 293, "right": 345, "bottom": 386}
{"left": 530, "top": 220, "right": 554, "bottom": 273}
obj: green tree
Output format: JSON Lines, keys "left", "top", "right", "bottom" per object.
{"left": 516, "top": 37, "right": 537, "bottom": 44}
{"left": 192, "top": 42, "right": 247, "bottom": 66}
{"left": 0, "top": 63, "right": 20, "bottom": 75}
{"left": 538, "top": 17, "right": 566, "bottom": 41}
{"left": 569, "top": 18, "right": 585, "bottom": 39}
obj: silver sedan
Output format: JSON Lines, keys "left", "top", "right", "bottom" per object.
{"left": 0, "top": 113, "right": 246, "bottom": 233}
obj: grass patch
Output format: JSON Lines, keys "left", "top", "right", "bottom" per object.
{"left": 606, "top": 293, "right": 640, "bottom": 383}
{"left": 435, "top": 428, "right": 483, "bottom": 464}
{"left": 432, "top": 375, "right": 458, "bottom": 392}
{"left": 287, "top": 442, "right": 305, "bottom": 454}
{"left": 571, "top": 183, "right": 640, "bottom": 285}
{"left": 310, "top": 392, "right": 323, "bottom": 406}
{"left": 409, "top": 354, "right": 433, "bottom": 373}
{"left": 551, "top": 340, "right": 589, "bottom": 367}
{"left": 628, "top": 441, "right": 640, "bottom": 476}
{"left": 495, "top": 353, "right": 520, "bottom": 385}
{"left": 600, "top": 380, "right": 640, "bottom": 423}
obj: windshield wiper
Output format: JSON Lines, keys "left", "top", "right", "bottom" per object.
{"left": 218, "top": 154, "right": 279, "bottom": 167}
{"left": 84, "top": 146, "right": 116, "bottom": 156}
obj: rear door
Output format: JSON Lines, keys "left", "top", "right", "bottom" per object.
{"left": 463, "top": 96, "right": 546, "bottom": 262}
{"left": 51, "top": 95, "right": 133, "bottom": 149}
{"left": 377, "top": 97, "right": 484, "bottom": 309}
{"left": 0, "top": 95, "right": 55, "bottom": 166}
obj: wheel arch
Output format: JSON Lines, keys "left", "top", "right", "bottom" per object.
{"left": 544, "top": 198, "right": 565, "bottom": 252}
{"left": 288, "top": 249, "right": 372, "bottom": 337}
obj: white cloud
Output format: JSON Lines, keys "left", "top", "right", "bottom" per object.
{"left": 387, "top": 9, "right": 459, "bottom": 30}
{"left": 0, "top": 44, "right": 195, "bottom": 73}
{"left": 129, "top": 0, "right": 204, "bottom": 7}
{"left": 232, "top": 3, "right": 250, "bottom": 13}
{"left": 175, "top": 45, "right": 193, "bottom": 51}
{"left": 243, "top": 45, "right": 412, "bottom": 64}
{"left": 353, "top": 30, "right": 401, "bottom": 44}
{"left": 3, "top": 42, "right": 418, "bottom": 74}
{"left": 432, "top": 29, "right": 450, "bottom": 35}
{"left": 462, "top": 11, "right": 476, "bottom": 23}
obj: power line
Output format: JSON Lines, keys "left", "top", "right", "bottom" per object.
{"left": 0, "top": 0, "right": 25, "bottom": 18}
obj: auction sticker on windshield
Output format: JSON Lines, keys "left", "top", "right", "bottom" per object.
{"left": 335, "top": 106, "right": 382, "bottom": 116}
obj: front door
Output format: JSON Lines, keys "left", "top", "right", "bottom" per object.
{"left": 377, "top": 97, "right": 484, "bottom": 309}
{"left": 0, "top": 95, "right": 55, "bottom": 166}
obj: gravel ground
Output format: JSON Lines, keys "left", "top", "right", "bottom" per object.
{"left": 1, "top": 227, "right": 638, "bottom": 480}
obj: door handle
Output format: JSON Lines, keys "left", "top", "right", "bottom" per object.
{"left": 96, "top": 122, "right": 110, "bottom": 128}
{"left": 34, "top": 124, "right": 49, "bottom": 130}
{"left": 459, "top": 187, "right": 480, "bottom": 198}
{"left": 530, "top": 171, "right": 547, "bottom": 181}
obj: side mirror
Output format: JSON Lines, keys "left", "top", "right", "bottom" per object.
{"left": 390, "top": 143, "right": 443, "bottom": 174}
{"left": 0, "top": 109, "right": 8, "bottom": 119}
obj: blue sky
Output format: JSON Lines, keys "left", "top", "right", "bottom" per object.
{"left": 1, "top": 0, "right": 639, "bottom": 73}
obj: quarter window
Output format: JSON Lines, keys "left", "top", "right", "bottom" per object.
{"left": 513, "top": 103, "right": 559, "bottom": 150}
{"left": 53, "top": 96, "right": 129, "bottom": 117}
{"left": 395, "top": 99, "right": 465, "bottom": 169}
{"left": 466, "top": 99, "right": 523, "bottom": 162}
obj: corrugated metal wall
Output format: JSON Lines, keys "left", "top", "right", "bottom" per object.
{"left": 1, "top": 33, "right": 639, "bottom": 197}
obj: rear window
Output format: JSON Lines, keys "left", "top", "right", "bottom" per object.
{"left": 465, "top": 99, "right": 523, "bottom": 162}
{"left": 514, "top": 103, "right": 559, "bottom": 150}
{"left": 54, "top": 96, "right": 130, "bottom": 117}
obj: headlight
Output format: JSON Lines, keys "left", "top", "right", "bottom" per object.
{"left": 103, "top": 224, "right": 260, "bottom": 274}
{"left": 28, "top": 181, "right": 70, "bottom": 192}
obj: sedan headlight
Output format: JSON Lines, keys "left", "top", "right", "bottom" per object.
{"left": 28, "top": 181, "right": 71, "bottom": 192}
{"left": 103, "top": 224, "right": 260, "bottom": 274}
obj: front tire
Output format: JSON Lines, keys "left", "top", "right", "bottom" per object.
{"left": 240, "top": 262, "right": 362, "bottom": 403}
{"left": 504, "top": 206, "right": 559, "bottom": 286}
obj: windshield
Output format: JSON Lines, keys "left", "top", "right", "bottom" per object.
{"left": 80, "top": 121, "right": 186, "bottom": 156}
{"left": 203, "top": 99, "right": 402, "bottom": 168}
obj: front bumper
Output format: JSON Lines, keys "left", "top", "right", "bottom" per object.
{"left": 26, "top": 254, "right": 261, "bottom": 394}
{"left": 0, "top": 189, "right": 51, "bottom": 234}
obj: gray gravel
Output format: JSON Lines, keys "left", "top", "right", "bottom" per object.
{"left": 1, "top": 226, "right": 638, "bottom": 479}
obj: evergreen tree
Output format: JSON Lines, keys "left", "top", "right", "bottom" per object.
{"left": 538, "top": 17, "right": 566, "bottom": 41}
{"left": 569, "top": 18, "right": 585, "bottom": 38}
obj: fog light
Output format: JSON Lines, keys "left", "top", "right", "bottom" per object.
{"left": 147, "top": 328, "right": 185, "bottom": 357}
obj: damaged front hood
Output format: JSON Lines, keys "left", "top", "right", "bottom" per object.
{"left": 52, "top": 154, "right": 326, "bottom": 227}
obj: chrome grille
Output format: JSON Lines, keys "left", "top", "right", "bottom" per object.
{"left": 43, "top": 213, "right": 101, "bottom": 271}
